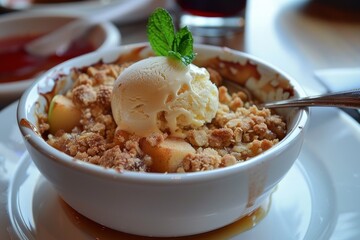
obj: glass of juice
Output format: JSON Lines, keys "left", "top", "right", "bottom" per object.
{"left": 175, "top": 0, "right": 247, "bottom": 36}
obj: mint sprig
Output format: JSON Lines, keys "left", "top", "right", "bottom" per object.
{"left": 147, "top": 8, "right": 195, "bottom": 66}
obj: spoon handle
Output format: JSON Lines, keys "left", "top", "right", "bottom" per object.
{"left": 262, "top": 89, "right": 360, "bottom": 109}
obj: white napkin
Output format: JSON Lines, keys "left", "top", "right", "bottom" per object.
{"left": 314, "top": 68, "right": 360, "bottom": 92}
{"left": 314, "top": 68, "right": 360, "bottom": 121}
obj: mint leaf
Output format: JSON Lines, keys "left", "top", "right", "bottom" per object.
{"left": 169, "top": 50, "right": 195, "bottom": 66}
{"left": 173, "top": 26, "right": 195, "bottom": 65}
{"left": 147, "top": 8, "right": 195, "bottom": 66}
{"left": 173, "top": 27, "right": 192, "bottom": 54}
{"left": 147, "top": 8, "right": 175, "bottom": 56}
{"left": 168, "top": 51, "right": 181, "bottom": 59}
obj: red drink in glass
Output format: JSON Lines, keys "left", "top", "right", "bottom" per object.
{"left": 176, "top": 0, "right": 247, "bottom": 17}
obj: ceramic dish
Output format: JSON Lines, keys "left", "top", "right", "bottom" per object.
{"left": 0, "top": 11, "right": 120, "bottom": 108}
{"left": 6, "top": 152, "right": 313, "bottom": 239}
{"left": 1, "top": 102, "right": 360, "bottom": 239}
{"left": 17, "top": 43, "right": 308, "bottom": 237}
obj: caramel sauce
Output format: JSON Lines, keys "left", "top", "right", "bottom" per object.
{"left": 198, "top": 56, "right": 294, "bottom": 98}
{"left": 20, "top": 118, "right": 41, "bottom": 136}
{"left": 114, "top": 45, "right": 151, "bottom": 64}
{"left": 60, "top": 197, "right": 271, "bottom": 240}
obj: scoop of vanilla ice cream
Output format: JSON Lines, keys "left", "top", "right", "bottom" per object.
{"left": 111, "top": 56, "right": 218, "bottom": 137}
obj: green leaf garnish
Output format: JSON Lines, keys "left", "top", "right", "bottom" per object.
{"left": 147, "top": 8, "right": 195, "bottom": 66}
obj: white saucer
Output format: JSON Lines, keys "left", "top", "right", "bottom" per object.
{"left": 1, "top": 102, "right": 360, "bottom": 239}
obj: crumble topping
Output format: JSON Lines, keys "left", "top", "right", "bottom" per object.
{"left": 40, "top": 58, "right": 287, "bottom": 173}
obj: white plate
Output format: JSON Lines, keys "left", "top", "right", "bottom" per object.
{"left": 1, "top": 102, "right": 360, "bottom": 239}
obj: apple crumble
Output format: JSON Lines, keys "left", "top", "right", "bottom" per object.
{"left": 39, "top": 57, "right": 287, "bottom": 173}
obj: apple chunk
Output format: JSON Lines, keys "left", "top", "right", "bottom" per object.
{"left": 48, "top": 95, "right": 81, "bottom": 134}
{"left": 140, "top": 138, "right": 195, "bottom": 173}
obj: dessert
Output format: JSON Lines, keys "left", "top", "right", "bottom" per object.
{"left": 39, "top": 9, "right": 287, "bottom": 173}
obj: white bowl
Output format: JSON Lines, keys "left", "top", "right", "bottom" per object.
{"left": 0, "top": 11, "right": 121, "bottom": 108}
{"left": 17, "top": 43, "right": 309, "bottom": 237}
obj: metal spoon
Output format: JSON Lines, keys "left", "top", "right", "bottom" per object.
{"left": 25, "top": 0, "right": 147, "bottom": 57}
{"left": 260, "top": 89, "right": 360, "bottom": 109}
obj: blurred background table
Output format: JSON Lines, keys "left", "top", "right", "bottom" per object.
{"left": 1, "top": 0, "right": 359, "bottom": 109}
{"left": 245, "top": 0, "right": 360, "bottom": 121}
{"left": 246, "top": 0, "right": 360, "bottom": 90}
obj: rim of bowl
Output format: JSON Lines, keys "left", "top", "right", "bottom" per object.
{"left": 17, "top": 43, "right": 309, "bottom": 185}
{"left": 0, "top": 11, "right": 121, "bottom": 97}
